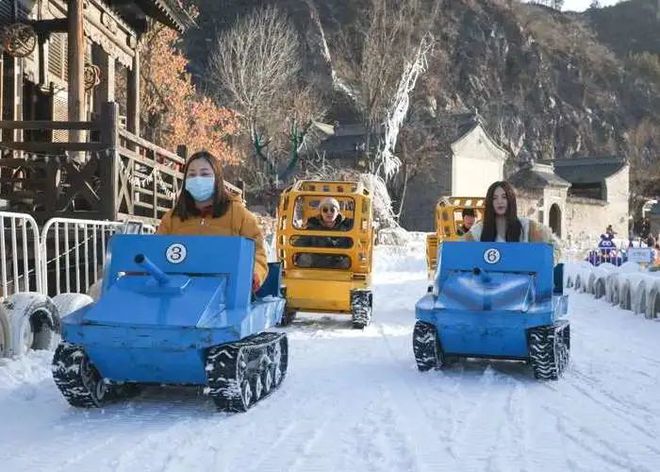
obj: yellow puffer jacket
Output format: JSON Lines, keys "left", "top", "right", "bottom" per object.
{"left": 157, "top": 195, "right": 268, "bottom": 285}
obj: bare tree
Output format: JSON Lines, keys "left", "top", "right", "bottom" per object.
{"left": 627, "top": 118, "right": 660, "bottom": 217}
{"left": 209, "top": 6, "right": 300, "bottom": 128}
{"left": 358, "top": 0, "right": 429, "bottom": 131}
{"left": 208, "top": 6, "right": 326, "bottom": 204}
{"left": 330, "top": 0, "right": 437, "bottom": 226}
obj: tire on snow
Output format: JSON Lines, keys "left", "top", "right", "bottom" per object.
{"left": 648, "top": 288, "right": 660, "bottom": 320}
{"left": 0, "top": 305, "right": 11, "bottom": 358}
{"left": 52, "top": 293, "right": 94, "bottom": 318}
{"left": 618, "top": 281, "right": 632, "bottom": 311}
{"left": 3, "top": 293, "right": 60, "bottom": 356}
{"left": 87, "top": 279, "right": 102, "bottom": 302}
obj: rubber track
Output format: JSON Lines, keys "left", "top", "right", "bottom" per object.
{"left": 351, "top": 290, "right": 373, "bottom": 329}
{"left": 413, "top": 321, "right": 441, "bottom": 371}
{"left": 528, "top": 321, "right": 570, "bottom": 380}
{"left": 52, "top": 342, "right": 114, "bottom": 408}
{"left": 205, "top": 332, "right": 288, "bottom": 412}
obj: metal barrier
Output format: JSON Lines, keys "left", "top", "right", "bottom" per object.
{"left": 40, "top": 218, "right": 156, "bottom": 296}
{"left": 585, "top": 250, "right": 626, "bottom": 267}
{"left": 0, "top": 211, "right": 43, "bottom": 297}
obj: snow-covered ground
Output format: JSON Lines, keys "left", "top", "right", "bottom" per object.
{"left": 1, "top": 244, "right": 660, "bottom": 472}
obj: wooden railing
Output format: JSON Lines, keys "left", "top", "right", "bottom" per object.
{"left": 0, "top": 102, "right": 188, "bottom": 224}
{"left": 116, "top": 127, "right": 185, "bottom": 222}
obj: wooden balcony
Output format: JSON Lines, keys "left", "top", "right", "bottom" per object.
{"left": 0, "top": 102, "right": 190, "bottom": 225}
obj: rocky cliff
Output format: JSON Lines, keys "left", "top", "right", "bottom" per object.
{"left": 186, "top": 0, "right": 659, "bottom": 171}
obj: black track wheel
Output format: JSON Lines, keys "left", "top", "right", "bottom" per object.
{"left": 351, "top": 289, "right": 373, "bottom": 329}
{"left": 206, "top": 333, "right": 288, "bottom": 413}
{"left": 205, "top": 344, "right": 253, "bottom": 412}
{"left": 413, "top": 321, "right": 443, "bottom": 371}
{"left": 52, "top": 342, "right": 115, "bottom": 408}
{"left": 413, "top": 321, "right": 444, "bottom": 372}
{"left": 528, "top": 320, "right": 570, "bottom": 380}
{"left": 272, "top": 335, "right": 288, "bottom": 388}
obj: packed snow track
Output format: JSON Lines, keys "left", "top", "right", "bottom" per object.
{"left": 1, "top": 244, "right": 659, "bottom": 472}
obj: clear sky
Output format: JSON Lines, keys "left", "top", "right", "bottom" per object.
{"left": 558, "top": 0, "right": 622, "bottom": 11}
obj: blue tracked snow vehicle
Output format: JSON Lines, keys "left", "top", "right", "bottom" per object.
{"left": 414, "top": 242, "right": 569, "bottom": 379}
{"left": 52, "top": 235, "right": 288, "bottom": 412}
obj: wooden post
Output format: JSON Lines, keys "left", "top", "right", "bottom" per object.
{"left": 7, "top": 56, "right": 23, "bottom": 154}
{"left": 176, "top": 145, "right": 188, "bottom": 161}
{"left": 0, "top": 54, "right": 3, "bottom": 143}
{"left": 38, "top": 34, "right": 47, "bottom": 87}
{"left": 95, "top": 46, "right": 115, "bottom": 105}
{"left": 67, "top": 0, "right": 85, "bottom": 160}
{"left": 100, "top": 102, "right": 119, "bottom": 220}
{"left": 127, "top": 50, "right": 140, "bottom": 136}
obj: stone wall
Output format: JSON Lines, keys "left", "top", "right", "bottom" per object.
{"left": 517, "top": 189, "right": 623, "bottom": 244}
{"left": 650, "top": 214, "right": 660, "bottom": 240}
{"left": 564, "top": 197, "right": 610, "bottom": 243}
{"left": 516, "top": 189, "right": 544, "bottom": 222}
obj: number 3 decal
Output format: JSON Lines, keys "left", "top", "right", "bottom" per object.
{"left": 166, "top": 243, "right": 187, "bottom": 264}
{"left": 483, "top": 248, "right": 501, "bottom": 264}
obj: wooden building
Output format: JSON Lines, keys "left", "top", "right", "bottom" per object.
{"left": 0, "top": 0, "right": 194, "bottom": 225}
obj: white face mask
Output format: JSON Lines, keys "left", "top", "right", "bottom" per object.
{"left": 186, "top": 176, "right": 215, "bottom": 202}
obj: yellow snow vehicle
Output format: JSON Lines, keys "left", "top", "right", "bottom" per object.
{"left": 276, "top": 180, "right": 374, "bottom": 328}
{"left": 426, "top": 196, "right": 485, "bottom": 280}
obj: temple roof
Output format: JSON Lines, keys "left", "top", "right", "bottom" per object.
{"left": 509, "top": 162, "right": 571, "bottom": 189}
{"left": 539, "top": 157, "right": 627, "bottom": 184}
{"left": 108, "top": 0, "right": 195, "bottom": 33}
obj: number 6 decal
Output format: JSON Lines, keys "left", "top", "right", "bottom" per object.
{"left": 483, "top": 248, "right": 501, "bottom": 264}
{"left": 166, "top": 243, "right": 187, "bottom": 264}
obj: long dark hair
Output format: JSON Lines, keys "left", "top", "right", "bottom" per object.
{"left": 173, "top": 151, "right": 230, "bottom": 220}
{"left": 480, "top": 181, "right": 522, "bottom": 242}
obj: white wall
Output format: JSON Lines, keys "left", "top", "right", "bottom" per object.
{"left": 604, "top": 166, "right": 630, "bottom": 237}
{"left": 451, "top": 125, "right": 507, "bottom": 196}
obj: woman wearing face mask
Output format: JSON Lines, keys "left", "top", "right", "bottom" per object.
{"left": 157, "top": 151, "right": 268, "bottom": 290}
{"left": 464, "top": 181, "right": 560, "bottom": 260}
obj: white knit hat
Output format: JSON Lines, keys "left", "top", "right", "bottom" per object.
{"left": 319, "top": 197, "right": 340, "bottom": 210}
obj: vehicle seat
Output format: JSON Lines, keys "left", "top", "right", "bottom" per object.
{"left": 256, "top": 262, "right": 282, "bottom": 298}
{"left": 553, "top": 263, "right": 564, "bottom": 295}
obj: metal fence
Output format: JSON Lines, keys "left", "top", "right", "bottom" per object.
{"left": 585, "top": 251, "right": 626, "bottom": 267}
{"left": 39, "top": 218, "right": 155, "bottom": 296}
{"left": 0, "top": 211, "right": 42, "bottom": 297}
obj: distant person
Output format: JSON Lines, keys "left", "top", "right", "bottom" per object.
{"left": 456, "top": 208, "right": 477, "bottom": 236}
{"left": 605, "top": 224, "right": 616, "bottom": 237}
{"left": 464, "top": 181, "right": 560, "bottom": 260}
{"left": 304, "top": 197, "right": 352, "bottom": 234}
{"left": 639, "top": 217, "right": 651, "bottom": 240}
{"left": 295, "top": 197, "right": 353, "bottom": 269}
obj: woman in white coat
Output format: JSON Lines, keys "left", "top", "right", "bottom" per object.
{"left": 464, "top": 181, "right": 560, "bottom": 260}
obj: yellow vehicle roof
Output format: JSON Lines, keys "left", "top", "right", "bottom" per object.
{"left": 435, "top": 195, "right": 485, "bottom": 240}
{"left": 286, "top": 180, "right": 370, "bottom": 197}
